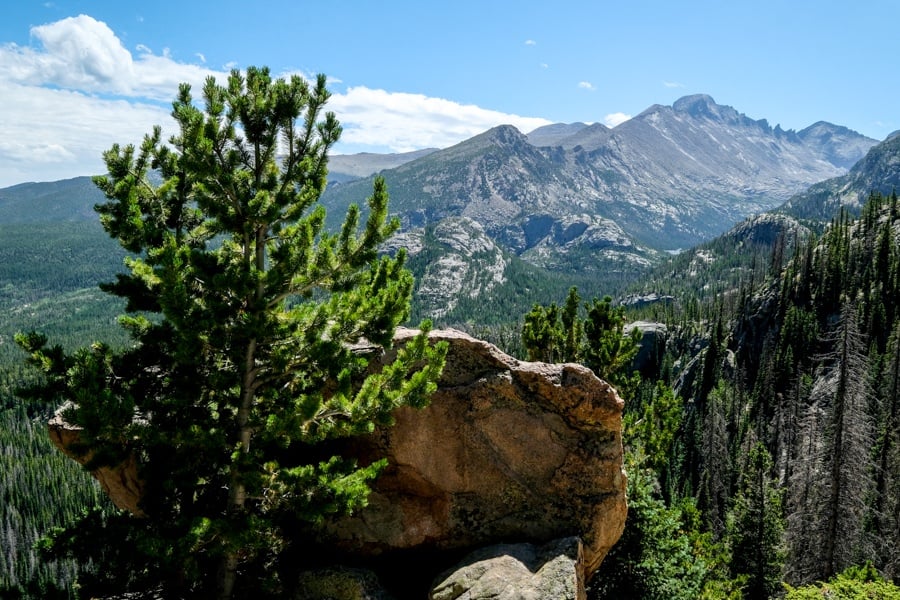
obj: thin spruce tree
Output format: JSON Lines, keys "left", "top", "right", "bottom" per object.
{"left": 17, "top": 67, "right": 446, "bottom": 599}
{"left": 727, "top": 442, "right": 785, "bottom": 600}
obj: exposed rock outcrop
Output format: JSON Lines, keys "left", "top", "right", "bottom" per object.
{"left": 324, "top": 328, "right": 627, "bottom": 579}
{"left": 429, "top": 537, "right": 586, "bottom": 600}
{"left": 628, "top": 320, "right": 668, "bottom": 377}
{"left": 47, "top": 409, "right": 146, "bottom": 517}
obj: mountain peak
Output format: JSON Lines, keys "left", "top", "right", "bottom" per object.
{"left": 526, "top": 122, "right": 589, "bottom": 147}
{"left": 472, "top": 124, "right": 529, "bottom": 148}
{"left": 672, "top": 94, "right": 720, "bottom": 116}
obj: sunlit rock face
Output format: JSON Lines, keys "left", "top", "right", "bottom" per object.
{"left": 324, "top": 328, "right": 627, "bottom": 579}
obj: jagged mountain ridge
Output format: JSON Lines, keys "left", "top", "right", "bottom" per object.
{"left": 627, "top": 126, "right": 900, "bottom": 320}
{"left": 322, "top": 95, "right": 876, "bottom": 267}
{"left": 0, "top": 95, "right": 880, "bottom": 323}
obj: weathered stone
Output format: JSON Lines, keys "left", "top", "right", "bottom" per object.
{"left": 628, "top": 320, "right": 668, "bottom": 376}
{"left": 325, "top": 328, "right": 627, "bottom": 579}
{"left": 47, "top": 407, "right": 146, "bottom": 517}
{"left": 429, "top": 537, "right": 586, "bottom": 600}
{"left": 295, "top": 567, "right": 395, "bottom": 600}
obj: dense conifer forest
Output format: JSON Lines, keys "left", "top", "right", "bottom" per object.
{"left": 0, "top": 221, "right": 124, "bottom": 597}
{"left": 598, "top": 191, "right": 900, "bottom": 597}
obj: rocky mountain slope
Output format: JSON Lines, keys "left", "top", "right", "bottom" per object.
{"left": 779, "top": 131, "right": 900, "bottom": 220}
{"left": 327, "top": 148, "right": 438, "bottom": 183}
{"left": 322, "top": 95, "right": 876, "bottom": 271}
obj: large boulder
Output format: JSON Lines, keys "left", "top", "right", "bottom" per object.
{"left": 324, "top": 328, "right": 627, "bottom": 579}
{"left": 429, "top": 537, "right": 585, "bottom": 600}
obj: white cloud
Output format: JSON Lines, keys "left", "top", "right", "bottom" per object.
{"left": 664, "top": 81, "right": 685, "bottom": 88}
{"left": 0, "top": 14, "right": 554, "bottom": 186}
{"left": 0, "top": 14, "right": 222, "bottom": 100}
{"left": 0, "top": 82, "right": 171, "bottom": 185}
{"left": 578, "top": 81, "right": 596, "bottom": 91}
{"left": 525, "top": 39, "right": 537, "bottom": 46}
{"left": 604, "top": 112, "right": 631, "bottom": 127}
{"left": 329, "top": 87, "right": 552, "bottom": 153}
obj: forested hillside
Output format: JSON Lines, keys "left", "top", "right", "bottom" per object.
{"left": 624, "top": 190, "right": 900, "bottom": 595}
{"left": 0, "top": 221, "right": 124, "bottom": 596}
{"left": 728, "top": 191, "right": 900, "bottom": 583}
{"left": 508, "top": 191, "right": 900, "bottom": 598}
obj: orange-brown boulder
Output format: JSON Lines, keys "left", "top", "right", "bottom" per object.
{"left": 48, "top": 407, "right": 146, "bottom": 517}
{"left": 323, "top": 328, "right": 627, "bottom": 578}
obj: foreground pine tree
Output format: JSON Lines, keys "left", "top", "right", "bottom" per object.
{"left": 17, "top": 67, "right": 446, "bottom": 599}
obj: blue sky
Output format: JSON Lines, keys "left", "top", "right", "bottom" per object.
{"left": 1, "top": 1, "right": 898, "bottom": 187}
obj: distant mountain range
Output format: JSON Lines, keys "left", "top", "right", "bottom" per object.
{"left": 328, "top": 148, "right": 439, "bottom": 183}
{"left": 1, "top": 93, "right": 891, "bottom": 323}
{"left": 321, "top": 95, "right": 877, "bottom": 270}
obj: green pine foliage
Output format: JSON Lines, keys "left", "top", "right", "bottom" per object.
{"left": 16, "top": 67, "right": 447, "bottom": 599}
{"left": 727, "top": 443, "right": 786, "bottom": 599}
{"left": 590, "top": 190, "right": 900, "bottom": 596}
{"left": 521, "top": 287, "right": 640, "bottom": 392}
{"left": 651, "top": 190, "right": 900, "bottom": 592}
{"left": 784, "top": 563, "right": 900, "bottom": 599}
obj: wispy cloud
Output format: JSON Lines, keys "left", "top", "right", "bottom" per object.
{"left": 663, "top": 81, "right": 685, "bottom": 88}
{"left": 604, "top": 112, "right": 631, "bottom": 127}
{"left": 0, "top": 82, "right": 171, "bottom": 185}
{"left": 578, "top": 81, "right": 596, "bottom": 91}
{"left": 0, "top": 15, "right": 552, "bottom": 186}
{"left": 525, "top": 39, "right": 537, "bottom": 46}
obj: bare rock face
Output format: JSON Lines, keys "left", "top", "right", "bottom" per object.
{"left": 326, "top": 328, "right": 627, "bottom": 578}
{"left": 429, "top": 537, "right": 586, "bottom": 600}
{"left": 47, "top": 409, "right": 146, "bottom": 517}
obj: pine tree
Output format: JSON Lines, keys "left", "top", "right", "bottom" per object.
{"left": 873, "top": 323, "right": 900, "bottom": 577}
{"left": 560, "top": 286, "right": 583, "bottom": 363}
{"left": 521, "top": 302, "right": 563, "bottom": 362}
{"left": 727, "top": 442, "right": 785, "bottom": 600}
{"left": 582, "top": 295, "right": 641, "bottom": 393}
{"left": 17, "top": 67, "right": 446, "bottom": 599}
